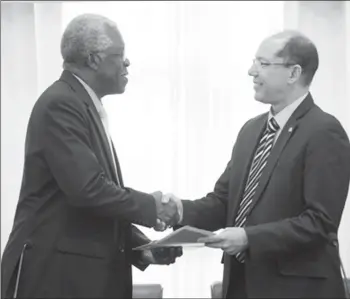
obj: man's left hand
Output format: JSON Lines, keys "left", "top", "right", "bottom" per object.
{"left": 141, "top": 247, "right": 183, "bottom": 265}
{"left": 197, "top": 227, "right": 248, "bottom": 255}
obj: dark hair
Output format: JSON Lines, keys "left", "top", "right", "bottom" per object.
{"left": 273, "top": 31, "right": 319, "bottom": 86}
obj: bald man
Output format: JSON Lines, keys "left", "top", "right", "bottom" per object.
{"left": 166, "top": 30, "right": 350, "bottom": 298}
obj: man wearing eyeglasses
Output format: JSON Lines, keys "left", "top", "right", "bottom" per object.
{"left": 163, "top": 30, "right": 350, "bottom": 298}
{"left": 1, "top": 13, "right": 183, "bottom": 299}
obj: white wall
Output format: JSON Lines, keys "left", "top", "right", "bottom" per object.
{"left": 284, "top": 0, "right": 350, "bottom": 274}
{"left": 1, "top": 2, "right": 63, "bottom": 253}
{"left": 1, "top": 2, "right": 39, "bottom": 246}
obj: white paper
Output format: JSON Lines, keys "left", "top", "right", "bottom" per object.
{"left": 133, "top": 225, "right": 214, "bottom": 250}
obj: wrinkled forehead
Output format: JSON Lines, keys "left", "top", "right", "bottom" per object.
{"left": 255, "top": 37, "right": 287, "bottom": 61}
{"left": 104, "top": 24, "right": 125, "bottom": 53}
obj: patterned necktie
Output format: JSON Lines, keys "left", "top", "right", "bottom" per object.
{"left": 235, "top": 117, "right": 279, "bottom": 262}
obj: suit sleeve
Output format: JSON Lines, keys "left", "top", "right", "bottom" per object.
{"left": 129, "top": 225, "right": 151, "bottom": 271}
{"left": 40, "top": 96, "right": 157, "bottom": 228}
{"left": 180, "top": 159, "right": 231, "bottom": 231}
{"left": 245, "top": 122, "right": 350, "bottom": 260}
{"left": 179, "top": 120, "right": 252, "bottom": 231}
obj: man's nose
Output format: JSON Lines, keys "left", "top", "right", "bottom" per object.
{"left": 124, "top": 58, "right": 130, "bottom": 67}
{"left": 248, "top": 63, "right": 257, "bottom": 77}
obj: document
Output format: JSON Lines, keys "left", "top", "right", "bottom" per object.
{"left": 133, "top": 225, "right": 215, "bottom": 250}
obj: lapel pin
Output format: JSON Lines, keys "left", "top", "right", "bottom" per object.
{"left": 288, "top": 127, "right": 293, "bottom": 133}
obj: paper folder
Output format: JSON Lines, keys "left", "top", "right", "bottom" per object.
{"left": 133, "top": 225, "right": 215, "bottom": 250}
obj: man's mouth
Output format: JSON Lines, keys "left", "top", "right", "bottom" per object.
{"left": 253, "top": 81, "right": 262, "bottom": 89}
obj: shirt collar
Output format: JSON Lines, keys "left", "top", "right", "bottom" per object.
{"left": 72, "top": 73, "right": 104, "bottom": 116}
{"left": 268, "top": 92, "right": 308, "bottom": 131}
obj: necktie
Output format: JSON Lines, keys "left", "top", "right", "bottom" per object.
{"left": 99, "top": 105, "right": 121, "bottom": 187}
{"left": 234, "top": 117, "right": 279, "bottom": 262}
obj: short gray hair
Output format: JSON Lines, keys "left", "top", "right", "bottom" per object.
{"left": 61, "top": 14, "right": 118, "bottom": 66}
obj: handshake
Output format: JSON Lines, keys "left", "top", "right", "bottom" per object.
{"left": 152, "top": 191, "right": 183, "bottom": 231}
{"left": 137, "top": 191, "right": 183, "bottom": 267}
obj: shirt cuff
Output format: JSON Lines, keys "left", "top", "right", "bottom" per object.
{"left": 177, "top": 199, "right": 183, "bottom": 224}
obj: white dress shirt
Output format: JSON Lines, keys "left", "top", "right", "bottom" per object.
{"left": 269, "top": 92, "right": 309, "bottom": 144}
{"left": 73, "top": 74, "right": 121, "bottom": 186}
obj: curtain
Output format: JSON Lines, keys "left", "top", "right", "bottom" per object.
{"left": 1, "top": 1, "right": 62, "bottom": 254}
{"left": 1, "top": 1, "right": 349, "bottom": 297}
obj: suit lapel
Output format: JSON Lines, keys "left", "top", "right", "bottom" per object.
{"left": 59, "top": 70, "right": 118, "bottom": 183}
{"left": 228, "top": 114, "right": 268, "bottom": 224}
{"left": 246, "top": 117, "right": 299, "bottom": 216}
{"left": 87, "top": 107, "right": 118, "bottom": 183}
{"left": 246, "top": 93, "right": 315, "bottom": 217}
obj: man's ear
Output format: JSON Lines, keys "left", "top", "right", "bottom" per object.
{"left": 288, "top": 64, "right": 302, "bottom": 84}
{"left": 86, "top": 53, "right": 102, "bottom": 71}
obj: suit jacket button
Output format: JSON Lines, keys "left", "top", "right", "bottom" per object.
{"left": 119, "top": 247, "right": 124, "bottom": 253}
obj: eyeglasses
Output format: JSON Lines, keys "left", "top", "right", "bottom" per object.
{"left": 252, "top": 58, "right": 295, "bottom": 69}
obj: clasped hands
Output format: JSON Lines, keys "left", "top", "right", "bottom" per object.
{"left": 152, "top": 191, "right": 249, "bottom": 256}
{"left": 139, "top": 191, "right": 183, "bottom": 266}
{"left": 152, "top": 191, "right": 182, "bottom": 231}
{"left": 147, "top": 192, "right": 249, "bottom": 263}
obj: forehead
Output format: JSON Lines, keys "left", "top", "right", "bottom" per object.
{"left": 104, "top": 24, "right": 124, "bottom": 53}
{"left": 255, "top": 37, "right": 286, "bottom": 61}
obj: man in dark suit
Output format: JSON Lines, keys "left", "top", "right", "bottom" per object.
{"left": 1, "top": 14, "right": 182, "bottom": 298}
{"left": 163, "top": 30, "right": 350, "bottom": 298}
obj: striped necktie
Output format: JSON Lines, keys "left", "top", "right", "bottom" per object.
{"left": 235, "top": 117, "right": 279, "bottom": 262}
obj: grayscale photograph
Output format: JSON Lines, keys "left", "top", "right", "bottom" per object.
{"left": 1, "top": 1, "right": 350, "bottom": 298}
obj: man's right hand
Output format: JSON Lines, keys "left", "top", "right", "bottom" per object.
{"left": 151, "top": 191, "right": 182, "bottom": 231}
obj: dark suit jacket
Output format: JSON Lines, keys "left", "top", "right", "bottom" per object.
{"left": 1, "top": 70, "right": 158, "bottom": 298}
{"left": 181, "top": 94, "right": 350, "bottom": 298}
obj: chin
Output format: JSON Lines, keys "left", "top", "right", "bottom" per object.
{"left": 118, "top": 82, "right": 127, "bottom": 94}
{"left": 254, "top": 93, "right": 270, "bottom": 104}
{"left": 254, "top": 94, "right": 264, "bottom": 103}
{"left": 113, "top": 86, "right": 126, "bottom": 95}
